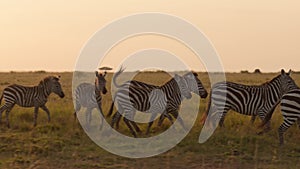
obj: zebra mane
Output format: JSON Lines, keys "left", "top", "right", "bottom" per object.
{"left": 38, "top": 76, "right": 60, "bottom": 87}
{"left": 261, "top": 74, "right": 281, "bottom": 87}
{"left": 192, "top": 71, "right": 198, "bottom": 77}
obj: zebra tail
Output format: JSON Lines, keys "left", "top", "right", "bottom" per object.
{"left": 200, "top": 91, "right": 212, "bottom": 124}
{"left": 113, "top": 66, "right": 125, "bottom": 88}
{"left": 107, "top": 101, "right": 115, "bottom": 117}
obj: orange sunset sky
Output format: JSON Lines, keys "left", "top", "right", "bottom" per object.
{"left": 0, "top": 1, "right": 300, "bottom": 72}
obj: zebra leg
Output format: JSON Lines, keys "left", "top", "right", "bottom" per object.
{"left": 123, "top": 117, "right": 137, "bottom": 138}
{"left": 146, "top": 113, "right": 158, "bottom": 135}
{"left": 40, "top": 105, "right": 51, "bottom": 123}
{"left": 278, "top": 118, "right": 296, "bottom": 145}
{"left": 125, "top": 111, "right": 140, "bottom": 133}
{"left": 33, "top": 107, "right": 39, "bottom": 127}
{"left": 5, "top": 108, "right": 13, "bottom": 128}
{"left": 169, "top": 111, "right": 187, "bottom": 131}
{"left": 111, "top": 111, "right": 120, "bottom": 129}
{"left": 74, "top": 101, "right": 81, "bottom": 121}
{"left": 218, "top": 111, "right": 227, "bottom": 128}
{"left": 158, "top": 113, "right": 165, "bottom": 126}
{"left": 85, "top": 108, "right": 92, "bottom": 128}
{"left": 33, "top": 106, "right": 39, "bottom": 127}
{"left": 115, "top": 112, "right": 122, "bottom": 129}
{"left": 251, "top": 115, "right": 256, "bottom": 124}
{"left": 96, "top": 106, "right": 105, "bottom": 130}
{"left": 158, "top": 112, "right": 173, "bottom": 126}
{"left": 207, "top": 109, "right": 226, "bottom": 129}
{"left": 257, "top": 111, "right": 271, "bottom": 135}
{"left": 98, "top": 106, "right": 104, "bottom": 130}
{"left": 130, "top": 120, "right": 141, "bottom": 133}
{"left": 0, "top": 105, "right": 8, "bottom": 124}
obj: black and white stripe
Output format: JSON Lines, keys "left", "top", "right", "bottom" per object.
{"left": 202, "top": 69, "right": 298, "bottom": 133}
{"left": 0, "top": 76, "right": 65, "bottom": 128}
{"left": 276, "top": 89, "right": 300, "bottom": 145}
{"left": 108, "top": 68, "right": 208, "bottom": 137}
{"left": 157, "top": 71, "right": 208, "bottom": 127}
{"left": 74, "top": 71, "right": 107, "bottom": 129}
{"left": 108, "top": 72, "right": 208, "bottom": 129}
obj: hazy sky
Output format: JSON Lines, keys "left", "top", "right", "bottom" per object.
{"left": 1, "top": 1, "right": 300, "bottom": 72}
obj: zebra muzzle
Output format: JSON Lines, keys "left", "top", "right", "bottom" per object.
{"left": 59, "top": 92, "right": 65, "bottom": 98}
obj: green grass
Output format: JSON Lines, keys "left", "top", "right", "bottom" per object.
{"left": 0, "top": 71, "right": 300, "bottom": 168}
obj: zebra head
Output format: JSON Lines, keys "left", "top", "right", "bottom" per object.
{"left": 183, "top": 72, "right": 208, "bottom": 98}
{"left": 46, "top": 76, "right": 65, "bottom": 98}
{"left": 174, "top": 74, "right": 192, "bottom": 99}
{"left": 279, "top": 69, "right": 298, "bottom": 94}
{"left": 95, "top": 71, "right": 108, "bottom": 95}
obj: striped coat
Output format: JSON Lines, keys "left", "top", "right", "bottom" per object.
{"left": 0, "top": 76, "right": 65, "bottom": 127}
{"left": 201, "top": 69, "right": 298, "bottom": 134}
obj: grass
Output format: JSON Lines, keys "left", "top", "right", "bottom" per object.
{"left": 0, "top": 71, "right": 299, "bottom": 168}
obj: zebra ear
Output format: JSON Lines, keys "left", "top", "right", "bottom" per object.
{"left": 281, "top": 69, "right": 285, "bottom": 75}
{"left": 103, "top": 71, "right": 107, "bottom": 77}
{"left": 174, "top": 74, "right": 181, "bottom": 81}
{"left": 95, "top": 71, "right": 99, "bottom": 77}
{"left": 187, "top": 72, "right": 196, "bottom": 79}
{"left": 288, "top": 69, "right": 292, "bottom": 76}
{"left": 53, "top": 76, "right": 60, "bottom": 81}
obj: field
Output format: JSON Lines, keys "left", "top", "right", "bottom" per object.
{"left": 0, "top": 71, "right": 300, "bottom": 169}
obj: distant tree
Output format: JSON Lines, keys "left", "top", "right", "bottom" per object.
{"left": 34, "top": 70, "right": 46, "bottom": 73}
{"left": 254, "top": 69, "right": 261, "bottom": 74}
{"left": 241, "top": 70, "right": 249, "bottom": 74}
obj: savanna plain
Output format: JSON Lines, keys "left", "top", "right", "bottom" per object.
{"left": 0, "top": 71, "right": 299, "bottom": 169}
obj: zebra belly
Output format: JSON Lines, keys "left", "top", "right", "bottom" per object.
{"left": 212, "top": 95, "right": 259, "bottom": 116}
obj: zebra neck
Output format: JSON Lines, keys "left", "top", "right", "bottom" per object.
{"left": 39, "top": 83, "right": 51, "bottom": 98}
{"left": 265, "top": 79, "right": 282, "bottom": 105}
{"left": 160, "top": 79, "right": 178, "bottom": 98}
{"left": 42, "top": 86, "right": 51, "bottom": 98}
{"left": 94, "top": 88, "right": 101, "bottom": 96}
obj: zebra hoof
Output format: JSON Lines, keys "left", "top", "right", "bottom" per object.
{"left": 256, "top": 131, "right": 264, "bottom": 135}
{"left": 131, "top": 133, "right": 137, "bottom": 138}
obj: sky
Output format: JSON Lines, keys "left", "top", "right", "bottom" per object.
{"left": 0, "top": 0, "right": 300, "bottom": 72}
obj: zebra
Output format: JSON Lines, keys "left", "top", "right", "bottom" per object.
{"left": 107, "top": 80, "right": 158, "bottom": 130}
{"left": 108, "top": 71, "right": 208, "bottom": 131}
{"left": 74, "top": 71, "right": 107, "bottom": 129}
{"left": 108, "top": 67, "right": 208, "bottom": 137}
{"left": 201, "top": 69, "right": 298, "bottom": 134}
{"left": 156, "top": 71, "right": 208, "bottom": 127}
{"left": 0, "top": 76, "right": 65, "bottom": 128}
{"left": 260, "top": 88, "right": 300, "bottom": 145}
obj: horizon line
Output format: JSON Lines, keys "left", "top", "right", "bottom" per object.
{"left": 0, "top": 70, "right": 299, "bottom": 74}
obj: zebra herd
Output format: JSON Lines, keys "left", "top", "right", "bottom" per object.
{"left": 0, "top": 69, "right": 299, "bottom": 145}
